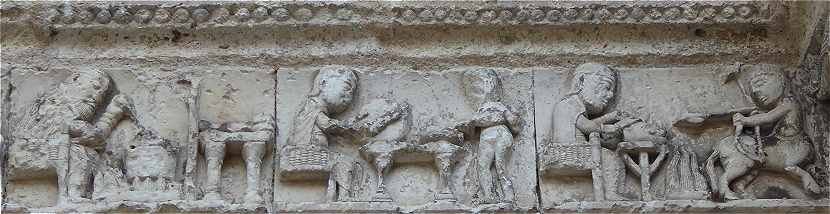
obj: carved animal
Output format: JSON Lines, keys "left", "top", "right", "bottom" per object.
{"left": 705, "top": 134, "right": 819, "bottom": 200}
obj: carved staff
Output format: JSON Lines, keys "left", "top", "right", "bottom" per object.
{"left": 183, "top": 79, "right": 201, "bottom": 200}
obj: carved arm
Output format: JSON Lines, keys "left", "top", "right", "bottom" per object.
{"left": 736, "top": 101, "right": 793, "bottom": 127}
{"left": 70, "top": 94, "right": 131, "bottom": 147}
{"left": 503, "top": 105, "right": 523, "bottom": 135}
{"left": 674, "top": 106, "right": 756, "bottom": 127}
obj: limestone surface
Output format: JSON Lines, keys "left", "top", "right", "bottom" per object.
{"left": 2, "top": 1, "right": 830, "bottom": 213}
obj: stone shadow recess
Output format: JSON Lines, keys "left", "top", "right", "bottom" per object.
{"left": 1, "top": 1, "right": 830, "bottom": 213}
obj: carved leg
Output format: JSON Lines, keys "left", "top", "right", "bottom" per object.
{"left": 54, "top": 154, "right": 70, "bottom": 204}
{"left": 734, "top": 169, "right": 758, "bottom": 198}
{"left": 494, "top": 135, "right": 514, "bottom": 204}
{"left": 242, "top": 141, "right": 266, "bottom": 204}
{"left": 203, "top": 140, "right": 225, "bottom": 201}
{"left": 434, "top": 149, "right": 456, "bottom": 202}
{"left": 326, "top": 170, "right": 338, "bottom": 202}
{"left": 785, "top": 166, "right": 822, "bottom": 194}
{"left": 372, "top": 154, "right": 393, "bottom": 202}
{"left": 720, "top": 162, "right": 750, "bottom": 200}
{"left": 477, "top": 140, "right": 496, "bottom": 204}
{"left": 66, "top": 145, "right": 96, "bottom": 203}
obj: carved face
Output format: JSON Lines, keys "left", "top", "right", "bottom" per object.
{"left": 56, "top": 70, "right": 111, "bottom": 120}
{"left": 579, "top": 74, "right": 615, "bottom": 115}
{"left": 463, "top": 69, "right": 502, "bottom": 107}
{"left": 315, "top": 67, "right": 357, "bottom": 114}
{"left": 749, "top": 72, "right": 783, "bottom": 109}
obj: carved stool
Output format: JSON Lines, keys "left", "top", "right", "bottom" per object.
{"left": 199, "top": 119, "right": 274, "bottom": 204}
{"left": 617, "top": 141, "right": 667, "bottom": 201}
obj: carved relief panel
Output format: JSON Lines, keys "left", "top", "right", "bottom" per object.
{"left": 274, "top": 66, "right": 537, "bottom": 211}
{"left": 535, "top": 63, "right": 826, "bottom": 208}
{"left": 3, "top": 67, "right": 191, "bottom": 208}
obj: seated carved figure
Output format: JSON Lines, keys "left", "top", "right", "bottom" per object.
{"left": 540, "top": 63, "right": 635, "bottom": 201}
{"left": 7, "top": 70, "right": 133, "bottom": 204}
{"left": 679, "top": 68, "right": 823, "bottom": 200}
{"left": 280, "top": 66, "right": 359, "bottom": 181}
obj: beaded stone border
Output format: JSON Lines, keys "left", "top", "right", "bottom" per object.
{"left": 1, "top": 2, "right": 781, "bottom": 29}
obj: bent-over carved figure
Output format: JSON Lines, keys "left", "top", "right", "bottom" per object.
{"left": 542, "top": 63, "right": 636, "bottom": 201}
{"left": 455, "top": 69, "right": 522, "bottom": 204}
{"left": 7, "top": 69, "right": 133, "bottom": 204}
{"left": 280, "top": 66, "right": 358, "bottom": 181}
{"left": 680, "top": 69, "right": 822, "bottom": 200}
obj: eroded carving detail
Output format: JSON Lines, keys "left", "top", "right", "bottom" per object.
{"left": 7, "top": 70, "right": 138, "bottom": 204}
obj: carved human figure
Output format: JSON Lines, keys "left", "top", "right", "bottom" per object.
{"left": 681, "top": 69, "right": 822, "bottom": 200}
{"left": 279, "top": 66, "right": 358, "bottom": 181}
{"left": 545, "top": 63, "right": 636, "bottom": 201}
{"left": 551, "top": 63, "right": 629, "bottom": 149}
{"left": 8, "top": 70, "right": 133, "bottom": 204}
{"left": 455, "top": 69, "right": 522, "bottom": 204}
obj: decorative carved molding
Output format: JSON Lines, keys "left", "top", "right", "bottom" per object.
{"left": 1, "top": 2, "right": 782, "bottom": 30}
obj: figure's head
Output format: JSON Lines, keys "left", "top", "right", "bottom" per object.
{"left": 749, "top": 69, "right": 784, "bottom": 109}
{"left": 570, "top": 63, "right": 617, "bottom": 115}
{"left": 462, "top": 68, "right": 503, "bottom": 107}
{"left": 310, "top": 66, "right": 358, "bottom": 114}
{"left": 56, "top": 69, "right": 111, "bottom": 120}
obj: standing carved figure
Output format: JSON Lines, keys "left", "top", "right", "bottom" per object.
{"left": 279, "top": 66, "right": 359, "bottom": 181}
{"left": 694, "top": 69, "right": 822, "bottom": 200}
{"left": 456, "top": 69, "right": 522, "bottom": 204}
{"left": 7, "top": 70, "right": 133, "bottom": 204}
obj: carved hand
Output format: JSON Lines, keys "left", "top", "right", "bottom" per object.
{"left": 732, "top": 113, "right": 745, "bottom": 127}
{"left": 68, "top": 120, "right": 95, "bottom": 138}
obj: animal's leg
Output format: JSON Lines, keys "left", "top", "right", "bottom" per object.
{"left": 478, "top": 140, "right": 497, "bottom": 204}
{"left": 203, "top": 140, "right": 225, "bottom": 201}
{"left": 734, "top": 169, "right": 759, "bottom": 199}
{"left": 719, "top": 161, "right": 750, "bottom": 200}
{"left": 242, "top": 141, "right": 266, "bottom": 204}
{"left": 785, "top": 166, "right": 822, "bottom": 194}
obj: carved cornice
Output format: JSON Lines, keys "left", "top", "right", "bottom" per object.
{"left": 1, "top": 1, "right": 783, "bottom": 31}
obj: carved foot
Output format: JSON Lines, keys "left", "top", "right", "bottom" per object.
{"left": 805, "top": 180, "right": 822, "bottom": 194}
{"left": 723, "top": 191, "right": 741, "bottom": 201}
{"left": 785, "top": 166, "right": 822, "bottom": 194}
